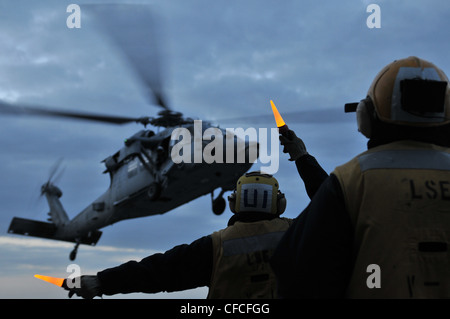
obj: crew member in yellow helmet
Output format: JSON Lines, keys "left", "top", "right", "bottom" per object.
{"left": 208, "top": 172, "right": 291, "bottom": 298}
{"left": 271, "top": 56, "right": 450, "bottom": 298}
{"left": 62, "top": 151, "right": 328, "bottom": 298}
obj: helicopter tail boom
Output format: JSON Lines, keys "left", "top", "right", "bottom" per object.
{"left": 7, "top": 182, "right": 102, "bottom": 250}
{"left": 7, "top": 217, "right": 101, "bottom": 245}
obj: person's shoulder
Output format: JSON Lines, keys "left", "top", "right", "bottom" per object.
{"left": 278, "top": 216, "right": 294, "bottom": 225}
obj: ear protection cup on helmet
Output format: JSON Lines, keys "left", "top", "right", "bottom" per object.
{"left": 228, "top": 192, "right": 237, "bottom": 213}
{"left": 276, "top": 192, "right": 286, "bottom": 215}
{"left": 357, "top": 97, "right": 376, "bottom": 138}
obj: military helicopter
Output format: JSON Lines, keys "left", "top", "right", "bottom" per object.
{"left": 3, "top": 5, "right": 256, "bottom": 260}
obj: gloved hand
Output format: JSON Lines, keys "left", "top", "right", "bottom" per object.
{"left": 279, "top": 129, "right": 308, "bottom": 161}
{"left": 63, "top": 275, "right": 102, "bottom": 299}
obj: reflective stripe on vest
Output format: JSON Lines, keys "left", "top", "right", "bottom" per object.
{"left": 358, "top": 149, "right": 450, "bottom": 171}
{"left": 222, "top": 231, "right": 286, "bottom": 257}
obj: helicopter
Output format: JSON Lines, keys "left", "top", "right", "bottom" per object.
{"left": 3, "top": 4, "right": 257, "bottom": 260}
{"left": 6, "top": 109, "right": 255, "bottom": 261}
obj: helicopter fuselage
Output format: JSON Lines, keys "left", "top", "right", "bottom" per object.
{"left": 54, "top": 122, "right": 255, "bottom": 241}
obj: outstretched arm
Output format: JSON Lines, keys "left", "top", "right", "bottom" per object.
{"left": 65, "top": 235, "right": 213, "bottom": 298}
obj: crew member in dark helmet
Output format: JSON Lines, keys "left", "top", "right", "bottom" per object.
{"left": 271, "top": 56, "right": 450, "bottom": 298}
{"left": 62, "top": 163, "right": 327, "bottom": 298}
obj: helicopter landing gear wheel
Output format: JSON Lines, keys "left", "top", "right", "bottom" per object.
{"left": 147, "top": 182, "right": 161, "bottom": 201}
{"left": 212, "top": 197, "right": 226, "bottom": 215}
{"left": 70, "top": 242, "right": 80, "bottom": 261}
{"left": 211, "top": 189, "right": 226, "bottom": 215}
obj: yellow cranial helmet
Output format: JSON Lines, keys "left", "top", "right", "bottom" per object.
{"left": 354, "top": 56, "right": 450, "bottom": 138}
{"left": 228, "top": 171, "right": 286, "bottom": 215}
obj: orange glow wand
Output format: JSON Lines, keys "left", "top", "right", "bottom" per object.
{"left": 270, "top": 100, "right": 289, "bottom": 136}
{"left": 34, "top": 274, "right": 65, "bottom": 287}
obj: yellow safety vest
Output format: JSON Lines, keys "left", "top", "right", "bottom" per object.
{"left": 208, "top": 218, "right": 292, "bottom": 299}
{"left": 333, "top": 140, "right": 450, "bottom": 298}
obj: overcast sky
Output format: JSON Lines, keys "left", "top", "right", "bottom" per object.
{"left": 0, "top": 0, "right": 449, "bottom": 299}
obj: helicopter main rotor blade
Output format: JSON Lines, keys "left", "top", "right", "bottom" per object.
{"left": 217, "top": 107, "right": 354, "bottom": 126}
{"left": 84, "top": 4, "right": 169, "bottom": 111}
{"left": 0, "top": 100, "right": 148, "bottom": 125}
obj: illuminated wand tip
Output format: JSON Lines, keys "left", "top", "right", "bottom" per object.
{"left": 270, "top": 100, "right": 288, "bottom": 135}
{"left": 34, "top": 274, "right": 65, "bottom": 287}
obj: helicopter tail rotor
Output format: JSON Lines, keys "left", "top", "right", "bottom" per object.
{"left": 38, "top": 159, "right": 70, "bottom": 227}
{"left": 40, "top": 158, "right": 65, "bottom": 197}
